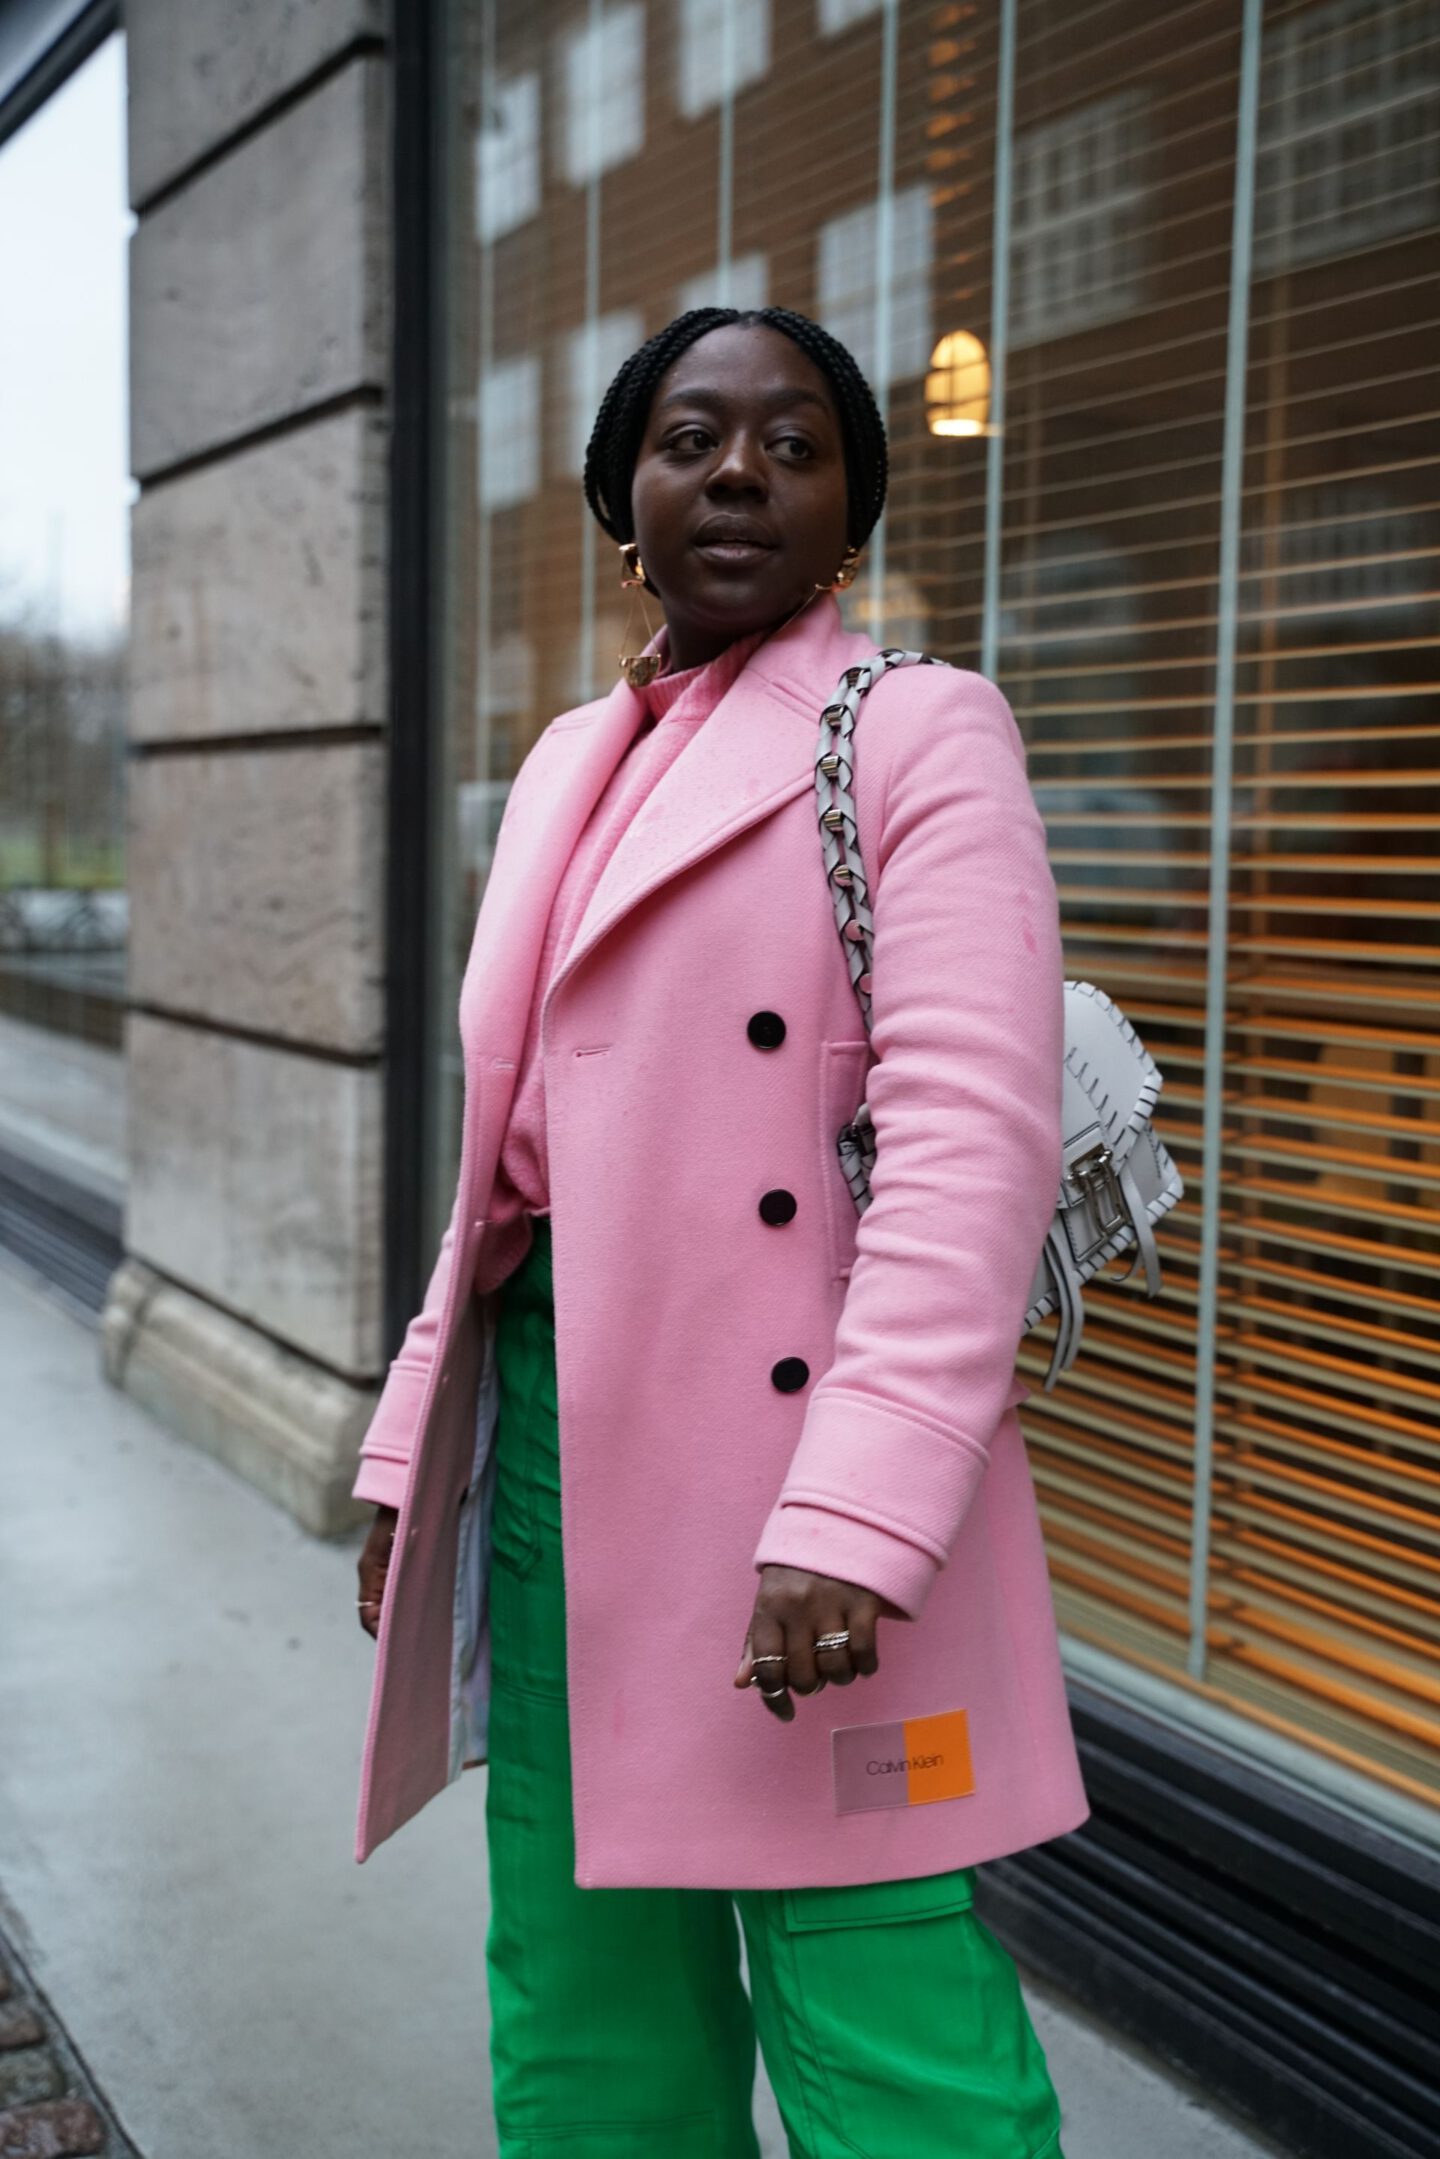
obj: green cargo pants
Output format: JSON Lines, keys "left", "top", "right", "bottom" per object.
{"left": 485, "top": 1215, "right": 1065, "bottom": 2159}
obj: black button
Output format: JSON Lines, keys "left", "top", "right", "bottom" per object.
{"left": 748, "top": 1011, "right": 786, "bottom": 1048}
{"left": 759, "top": 1189, "right": 797, "bottom": 1225}
{"left": 771, "top": 1357, "right": 810, "bottom": 1393}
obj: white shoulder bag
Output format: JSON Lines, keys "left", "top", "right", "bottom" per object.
{"left": 816, "top": 648, "right": 1185, "bottom": 1393}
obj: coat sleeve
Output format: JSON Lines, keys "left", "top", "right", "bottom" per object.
{"left": 751, "top": 671, "right": 1064, "bottom": 1618}
{"left": 350, "top": 1181, "right": 466, "bottom": 1509}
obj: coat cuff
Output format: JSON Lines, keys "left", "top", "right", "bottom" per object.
{"left": 351, "top": 1454, "right": 409, "bottom": 1510}
{"left": 753, "top": 1499, "right": 941, "bottom": 1619}
{"left": 766, "top": 1386, "right": 992, "bottom": 1585}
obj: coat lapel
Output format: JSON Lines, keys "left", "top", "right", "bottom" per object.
{"left": 460, "top": 589, "right": 867, "bottom": 1085}
{"left": 545, "top": 589, "right": 863, "bottom": 1023}
{"left": 457, "top": 680, "right": 644, "bottom": 1067}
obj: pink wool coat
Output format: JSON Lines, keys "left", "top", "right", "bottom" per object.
{"left": 352, "top": 588, "right": 1089, "bottom": 1887}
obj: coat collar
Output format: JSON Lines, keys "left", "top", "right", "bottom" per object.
{"left": 459, "top": 588, "right": 875, "bottom": 1082}
{"left": 553, "top": 587, "right": 870, "bottom": 1001}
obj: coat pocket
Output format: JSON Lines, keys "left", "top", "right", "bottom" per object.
{"left": 819, "top": 1038, "right": 872, "bottom": 1282}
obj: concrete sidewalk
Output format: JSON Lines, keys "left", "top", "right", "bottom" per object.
{"left": 0, "top": 1257, "right": 1284, "bottom": 2159}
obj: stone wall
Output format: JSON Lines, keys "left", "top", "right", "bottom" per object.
{"left": 102, "top": 0, "right": 392, "bottom": 1533}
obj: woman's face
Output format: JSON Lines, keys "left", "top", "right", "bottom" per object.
{"left": 628, "top": 324, "right": 852, "bottom": 667}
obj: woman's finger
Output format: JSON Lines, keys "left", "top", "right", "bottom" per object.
{"left": 783, "top": 1612, "right": 824, "bottom": 1697}
{"left": 356, "top": 1513, "right": 397, "bottom": 1640}
{"left": 813, "top": 1609, "right": 857, "bottom": 1686}
{"left": 357, "top": 1559, "right": 387, "bottom": 1639}
{"left": 747, "top": 1609, "right": 794, "bottom": 1721}
{"left": 845, "top": 1599, "right": 881, "bottom": 1678}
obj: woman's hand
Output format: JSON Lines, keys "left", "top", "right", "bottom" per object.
{"left": 356, "top": 1506, "right": 398, "bottom": 1639}
{"left": 734, "top": 1565, "right": 904, "bottom": 1721}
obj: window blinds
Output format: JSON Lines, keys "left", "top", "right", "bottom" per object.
{"left": 1005, "top": 0, "right": 1439, "bottom": 1808}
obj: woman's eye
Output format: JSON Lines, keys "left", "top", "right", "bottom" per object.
{"left": 665, "top": 429, "right": 814, "bottom": 457}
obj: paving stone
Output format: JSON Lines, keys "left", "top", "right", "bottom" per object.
{"left": 0, "top": 2016, "right": 42, "bottom": 2056}
{"left": 0, "top": 2101, "right": 105, "bottom": 2158}
{"left": 0, "top": 2059, "right": 62, "bottom": 2113}
{"left": 1, "top": 1835, "right": 137, "bottom": 2153}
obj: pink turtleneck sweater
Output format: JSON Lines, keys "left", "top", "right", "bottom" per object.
{"left": 474, "top": 620, "right": 769, "bottom": 1297}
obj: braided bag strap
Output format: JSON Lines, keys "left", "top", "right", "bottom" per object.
{"left": 814, "top": 646, "right": 947, "bottom": 1209}
{"left": 814, "top": 645, "right": 1184, "bottom": 1394}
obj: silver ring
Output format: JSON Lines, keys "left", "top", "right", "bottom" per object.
{"left": 759, "top": 1685, "right": 789, "bottom": 1701}
{"left": 814, "top": 1631, "right": 851, "bottom": 1653}
{"left": 751, "top": 1654, "right": 787, "bottom": 1667}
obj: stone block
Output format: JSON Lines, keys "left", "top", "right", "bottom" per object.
{"left": 0, "top": 2098, "right": 104, "bottom": 2156}
{"left": 0, "top": 2015, "right": 42, "bottom": 2056}
{"left": 130, "top": 408, "right": 386, "bottom": 742}
{"left": 129, "top": 58, "right": 389, "bottom": 478}
{"left": 126, "top": 0, "right": 385, "bottom": 207}
{"left": 0, "top": 2055, "right": 63, "bottom": 2114}
{"left": 128, "top": 741, "right": 385, "bottom": 1053}
{"left": 124, "top": 1014, "right": 382, "bottom": 1378}
{"left": 102, "top": 1260, "right": 377, "bottom": 1535}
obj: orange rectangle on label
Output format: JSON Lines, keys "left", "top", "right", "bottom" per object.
{"left": 903, "top": 1710, "right": 974, "bottom": 1806}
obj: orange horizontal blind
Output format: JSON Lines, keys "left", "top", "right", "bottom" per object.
{"left": 1004, "top": 0, "right": 1440, "bottom": 1811}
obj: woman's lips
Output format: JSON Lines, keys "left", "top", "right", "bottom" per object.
{"left": 692, "top": 539, "right": 776, "bottom": 565}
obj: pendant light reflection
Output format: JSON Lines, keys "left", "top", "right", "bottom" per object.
{"left": 925, "top": 331, "right": 993, "bottom": 438}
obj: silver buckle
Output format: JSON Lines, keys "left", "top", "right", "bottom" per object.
{"left": 1066, "top": 1143, "right": 1125, "bottom": 1237}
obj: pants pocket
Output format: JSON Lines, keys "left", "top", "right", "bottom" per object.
{"left": 781, "top": 1867, "right": 976, "bottom": 1933}
{"left": 746, "top": 1868, "right": 1062, "bottom": 2159}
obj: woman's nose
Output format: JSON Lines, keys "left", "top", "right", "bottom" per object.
{"left": 706, "top": 434, "right": 768, "bottom": 492}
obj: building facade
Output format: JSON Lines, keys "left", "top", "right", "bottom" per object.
{"left": 1, "top": 0, "right": 1436, "bottom": 2152}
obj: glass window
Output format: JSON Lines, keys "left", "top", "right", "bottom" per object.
{"left": 1005, "top": 0, "right": 1440, "bottom": 1821}
{"left": 557, "top": 3, "right": 645, "bottom": 185}
{"left": 478, "top": 353, "right": 541, "bottom": 508}
{"left": 437, "top": 0, "right": 1440, "bottom": 1837}
{"left": 1010, "top": 91, "right": 1150, "bottom": 347}
{"left": 817, "top": 184, "right": 934, "bottom": 384}
{"left": 559, "top": 310, "right": 646, "bottom": 476}
{"left": 476, "top": 70, "right": 541, "bottom": 241}
{"left": 0, "top": 33, "right": 131, "bottom": 1226}
{"left": 1254, "top": 0, "right": 1440, "bottom": 271}
{"left": 677, "top": 0, "right": 770, "bottom": 118}
{"left": 678, "top": 252, "right": 769, "bottom": 313}
{"left": 818, "top": 0, "right": 883, "bottom": 31}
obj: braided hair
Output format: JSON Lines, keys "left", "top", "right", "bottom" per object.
{"left": 583, "top": 307, "right": 888, "bottom": 578}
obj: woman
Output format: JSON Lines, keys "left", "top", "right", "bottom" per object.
{"left": 353, "top": 305, "right": 1087, "bottom": 2157}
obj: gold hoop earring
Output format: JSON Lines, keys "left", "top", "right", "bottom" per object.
{"left": 618, "top": 542, "right": 663, "bottom": 688}
{"left": 817, "top": 545, "right": 862, "bottom": 593}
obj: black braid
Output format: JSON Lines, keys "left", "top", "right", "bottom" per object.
{"left": 582, "top": 307, "right": 888, "bottom": 578}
